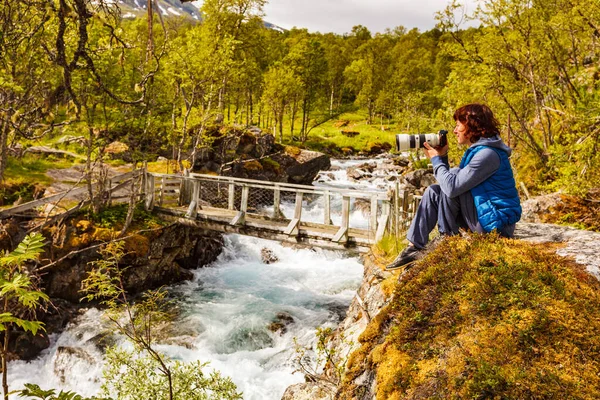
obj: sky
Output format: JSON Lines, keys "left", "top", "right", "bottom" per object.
{"left": 194, "top": 0, "right": 478, "bottom": 35}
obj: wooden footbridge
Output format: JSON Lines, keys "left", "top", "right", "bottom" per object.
{"left": 0, "top": 168, "right": 421, "bottom": 252}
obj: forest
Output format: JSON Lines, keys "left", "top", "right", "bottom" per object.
{"left": 1, "top": 0, "right": 600, "bottom": 399}
{"left": 1, "top": 0, "right": 599, "bottom": 200}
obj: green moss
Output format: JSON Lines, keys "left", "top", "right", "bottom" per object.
{"left": 260, "top": 157, "right": 281, "bottom": 173}
{"left": 90, "top": 203, "right": 166, "bottom": 230}
{"left": 339, "top": 235, "right": 600, "bottom": 400}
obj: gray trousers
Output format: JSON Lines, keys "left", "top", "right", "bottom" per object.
{"left": 407, "top": 184, "right": 484, "bottom": 249}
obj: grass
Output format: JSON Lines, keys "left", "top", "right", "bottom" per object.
{"left": 5, "top": 154, "right": 76, "bottom": 185}
{"left": 270, "top": 111, "right": 400, "bottom": 154}
{"left": 339, "top": 234, "right": 600, "bottom": 399}
{"left": 1, "top": 154, "right": 79, "bottom": 206}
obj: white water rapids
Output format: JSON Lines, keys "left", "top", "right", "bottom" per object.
{"left": 9, "top": 159, "right": 386, "bottom": 399}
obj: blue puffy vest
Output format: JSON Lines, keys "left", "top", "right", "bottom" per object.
{"left": 459, "top": 145, "right": 522, "bottom": 233}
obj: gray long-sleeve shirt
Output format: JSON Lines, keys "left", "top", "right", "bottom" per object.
{"left": 429, "top": 136, "right": 511, "bottom": 198}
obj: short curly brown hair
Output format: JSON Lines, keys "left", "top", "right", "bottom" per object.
{"left": 453, "top": 104, "right": 500, "bottom": 143}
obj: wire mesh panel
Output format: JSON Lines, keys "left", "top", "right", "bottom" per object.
{"left": 247, "top": 186, "right": 276, "bottom": 215}
{"left": 197, "top": 180, "right": 234, "bottom": 209}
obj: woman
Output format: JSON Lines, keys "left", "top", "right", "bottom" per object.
{"left": 387, "top": 103, "right": 522, "bottom": 271}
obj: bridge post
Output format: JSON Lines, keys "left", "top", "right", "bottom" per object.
{"left": 376, "top": 199, "right": 391, "bottom": 242}
{"left": 394, "top": 182, "right": 400, "bottom": 238}
{"left": 273, "top": 187, "right": 283, "bottom": 219}
{"left": 228, "top": 182, "right": 235, "bottom": 210}
{"left": 284, "top": 192, "right": 303, "bottom": 235}
{"left": 145, "top": 174, "right": 155, "bottom": 211}
{"left": 179, "top": 169, "right": 190, "bottom": 206}
{"left": 231, "top": 184, "right": 249, "bottom": 225}
{"left": 159, "top": 176, "right": 165, "bottom": 207}
{"left": 370, "top": 195, "right": 378, "bottom": 237}
{"left": 324, "top": 190, "right": 332, "bottom": 225}
{"left": 332, "top": 195, "right": 350, "bottom": 243}
{"left": 186, "top": 181, "right": 200, "bottom": 218}
{"left": 402, "top": 190, "right": 410, "bottom": 231}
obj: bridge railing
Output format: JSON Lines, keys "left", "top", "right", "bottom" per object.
{"left": 147, "top": 172, "right": 392, "bottom": 243}
{"left": 146, "top": 171, "right": 421, "bottom": 245}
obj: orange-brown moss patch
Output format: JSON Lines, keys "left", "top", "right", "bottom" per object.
{"left": 242, "top": 160, "right": 263, "bottom": 171}
{"left": 540, "top": 191, "right": 600, "bottom": 232}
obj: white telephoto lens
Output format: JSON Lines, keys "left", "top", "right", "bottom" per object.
{"left": 395, "top": 133, "right": 440, "bottom": 151}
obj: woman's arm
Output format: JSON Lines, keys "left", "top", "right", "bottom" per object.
{"left": 431, "top": 148, "right": 501, "bottom": 198}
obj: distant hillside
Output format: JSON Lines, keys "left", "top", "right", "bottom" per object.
{"left": 117, "top": 0, "right": 201, "bottom": 20}
{"left": 116, "top": 0, "right": 286, "bottom": 32}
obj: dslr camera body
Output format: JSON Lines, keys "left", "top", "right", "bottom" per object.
{"left": 395, "top": 130, "right": 448, "bottom": 152}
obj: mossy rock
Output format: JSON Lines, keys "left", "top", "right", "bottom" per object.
{"left": 284, "top": 146, "right": 302, "bottom": 157}
{"left": 260, "top": 157, "right": 281, "bottom": 173}
{"left": 243, "top": 160, "right": 263, "bottom": 171}
{"left": 339, "top": 234, "right": 600, "bottom": 399}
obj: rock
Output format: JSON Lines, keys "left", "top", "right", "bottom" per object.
{"left": 514, "top": 222, "right": 600, "bottom": 278}
{"left": 105, "top": 141, "right": 131, "bottom": 161}
{"left": 403, "top": 169, "right": 435, "bottom": 189}
{"left": 521, "top": 193, "right": 563, "bottom": 222}
{"left": 281, "top": 382, "right": 336, "bottom": 400}
{"left": 219, "top": 327, "right": 274, "bottom": 353}
{"left": 53, "top": 346, "right": 96, "bottom": 384}
{"left": 157, "top": 156, "right": 168, "bottom": 162}
{"left": 105, "top": 141, "right": 129, "bottom": 154}
{"left": 267, "top": 312, "right": 295, "bottom": 334}
{"left": 11, "top": 332, "right": 50, "bottom": 361}
{"left": 283, "top": 149, "right": 331, "bottom": 185}
{"left": 56, "top": 135, "right": 87, "bottom": 146}
{"left": 261, "top": 247, "right": 279, "bottom": 264}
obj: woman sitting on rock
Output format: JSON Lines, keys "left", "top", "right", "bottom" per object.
{"left": 387, "top": 103, "right": 522, "bottom": 271}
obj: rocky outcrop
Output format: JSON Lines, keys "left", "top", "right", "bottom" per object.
{"left": 44, "top": 224, "right": 224, "bottom": 302}
{"left": 282, "top": 222, "right": 600, "bottom": 399}
{"left": 193, "top": 125, "right": 330, "bottom": 186}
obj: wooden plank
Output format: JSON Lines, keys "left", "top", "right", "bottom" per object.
{"left": 376, "top": 212, "right": 390, "bottom": 242}
{"left": 293, "top": 192, "right": 303, "bottom": 220}
{"left": 0, "top": 186, "right": 87, "bottom": 218}
{"left": 230, "top": 211, "right": 246, "bottom": 226}
{"left": 162, "top": 172, "right": 389, "bottom": 199}
{"left": 145, "top": 175, "right": 155, "bottom": 211}
{"left": 324, "top": 190, "right": 332, "bottom": 225}
{"left": 332, "top": 226, "right": 348, "bottom": 243}
{"left": 240, "top": 185, "right": 249, "bottom": 213}
{"left": 159, "top": 176, "right": 165, "bottom": 207}
{"left": 228, "top": 183, "right": 235, "bottom": 210}
{"left": 370, "top": 195, "right": 378, "bottom": 235}
{"left": 333, "top": 196, "right": 350, "bottom": 243}
{"left": 284, "top": 218, "right": 300, "bottom": 235}
{"left": 273, "top": 187, "right": 283, "bottom": 219}
{"left": 158, "top": 213, "right": 370, "bottom": 253}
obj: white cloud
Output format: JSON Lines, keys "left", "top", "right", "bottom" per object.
{"left": 193, "top": 0, "right": 478, "bottom": 34}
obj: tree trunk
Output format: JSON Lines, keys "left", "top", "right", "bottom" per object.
{"left": 290, "top": 99, "right": 298, "bottom": 137}
{"left": 2, "top": 326, "right": 9, "bottom": 400}
{"left": 0, "top": 118, "right": 10, "bottom": 182}
{"left": 329, "top": 87, "right": 334, "bottom": 115}
{"left": 146, "top": 0, "right": 154, "bottom": 61}
{"left": 300, "top": 98, "right": 308, "bottom": 141}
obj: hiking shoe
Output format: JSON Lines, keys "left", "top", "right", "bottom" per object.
{"left": 385, "top": 246, "right": 422, "bottom": 271}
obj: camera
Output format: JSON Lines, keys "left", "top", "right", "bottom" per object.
{"left": 395, "top": 130, "right": 448, "bottom": 152}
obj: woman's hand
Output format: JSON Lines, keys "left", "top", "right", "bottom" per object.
{"left": 423, "top": 142, "right": 449, "bottom": 159}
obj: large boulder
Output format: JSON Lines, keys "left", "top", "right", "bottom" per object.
{"left": 227, "top": 147, "right": 330, "bottom": 186}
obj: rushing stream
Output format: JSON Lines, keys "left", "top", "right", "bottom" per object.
{"left": 9, "top": 159, "right": 383, "bottom": 399}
